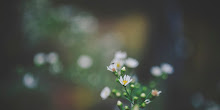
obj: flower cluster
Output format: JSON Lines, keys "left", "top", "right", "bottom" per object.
{"left": 100, "top": 51, "right": 171, "bottom": 110}
{"left": 151, "top": 63, "right": 174, "bottom": 79}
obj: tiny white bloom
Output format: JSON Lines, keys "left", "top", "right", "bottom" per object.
{"left": 145, "top": 99, "right": 151, "bottom": 104}
{"left": 100, "top": 87, "right": 111, "bottom": 100}
{"left": 46, "top": 52, "right": 59, "bottom": 64}
{"left": 151, "top": 66, "right": 162, "bottom": 77}
{"left": 151, "top": 89, "right": 162, "bottom": 96}
{"left": 77, "top": 55, "right": 93, "bottom": 69}
{"left": 125, "top": 58, "right": 139, "bottom": 68}
{"left": 161, "top": 63, "right": 174, "bottom": 74}
{"left": 23, "top": 73, "right": 37, "bottom": 89}
{"left": 115, "top": 51, "right": 127, "bottom": 59}
{"left": 33, "top": 53, "right": 46, "bottom": 65}
{"left": 119, "top": 75, "right": 133, "bottom": 86}
{"left": 111, "top": 59, "right": 124, "bottom": 70}
{"left": 117, "top": 100, "right": 122, "bottom": 106}
{"left": 121, "top": 67, "right": 126, "bottom": 71}
{"left": 107, "top": 63, "right": 117, "bottom": 72}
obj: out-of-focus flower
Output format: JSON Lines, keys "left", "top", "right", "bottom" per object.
{"left": 145, "top": 99, "right": 151, "bottom": 104}
{"left": 23, "top": 73, "right": 37, "bottom": 88}
{"left": 107, "top": 63, "right": 117, "bottom": 72}
{"left": 125, "top": 58, "right": 139, "bottom": 68}
{"left": 117, "top": 100, "right": 122, "bottom": 106}
{"left": 119, "top": 75, "right": 132, "bottom": 86}
{"left": 133, "top": 104, "right": 139, "bottom": 110}
{"left": 111, "top": 59, "right": 124, "bottom": 70}
{"left": 33, "top": 53, "right": 46, "bottom": 65}
{"left": 114, "top": 51, "right": 127, "bottom": 59}
{"left": 100, "top": 87, "right": 111, "bottom": 100}
{"left": 46, "top": 52, "right": 59, "bottom": 64}
{"left": 161, "top": 63, "right": 174, "bottom": 74}
{"left": 121, "top": 67, "right": 126, "bottom": 71}
{"left": 151, "top": 66, "right": 162, "bottom": 77}
{"left": 151, "top": 89, "right": 162, "bottom": 96}
{"left": 77, "top": 55, "right": 93, "bottom": 69}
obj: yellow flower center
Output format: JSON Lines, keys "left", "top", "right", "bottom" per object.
{"left": 117, "top": 63, "right": 120, "bottom": 68}
{"left": 123, "top": 80, "right": 128, "bottom": 85}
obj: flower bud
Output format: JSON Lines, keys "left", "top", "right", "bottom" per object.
{"left": 112, "top": 89, "right": 116, "bottom": 93}
{"left": 116, "top": 92, "right": 121, "bottom": 97}
{"left": 133, "top": 96, "right": 138, "bottom": 101}
{"left": 121, "top": 67, "right": 126, "bottom": 71}
{"left": 141, "top": 102, "right": 146, "bottom": 108}
{"left": 130, "top": 84, "right": 135, "bottom": 89}
{"left": 140, "top": 93, "right": 146, "bottom": 98}
{"left": 117, "top": 100, "right": 123, "bottom": 107}
{"left": 124, "top": 106, "right": 129, "bottom": 110}
{"left": 123, "top": 92, "right": 128, "bottom": 97}
{"left": 115, "top": 78, "right": 119, "bottom": 83}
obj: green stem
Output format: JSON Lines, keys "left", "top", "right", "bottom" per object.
{"left": 124, "top": 86, "right": 133, "bottom": 105}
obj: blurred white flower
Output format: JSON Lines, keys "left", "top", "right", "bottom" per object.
{"left": 114, "top": 51, "right": 127, "bottom": 59}
{"left": 119, "top": 75, "right": 132, "bottom": 86}
{"left": 107, "top": 63, "right": 117, "bottom": 72}
{"left": 23, "top": 73, "right": 37, "bottom": 88}
{"left": 111, "top": 59, "right": 124, "bottom": 70}
{"left": 100, "top": 87, "right": 111, "bottom": 100}
{"left": 151, "top": 66, "right": 162, "bottom": 77}
{"left": 161, "top": 63, "right": 174, "bottom": 74}
{"left": 151, "top": 89, "right": 162, "bottom": 96}
{"left": 77, "top": 55, "right": 93, "bottom": 69}
{"left": 46, "top": 52, "right": 59, "bottom": 64}
{"left": 125, "top": 58, "right": 139, "bottom": 68}
{"left": 33, "top": 53, "right": 46, "bottom": 65}
{"left": 133, "top": 104, "right": 139, "bottom": 110}
{"left": 145, "top": 99, "right": 151, "bottom": 104}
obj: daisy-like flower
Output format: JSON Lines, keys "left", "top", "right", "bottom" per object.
{"left": 151, "top": 89, "right": 162, "bottom": 96}
{"left": 125, "top": 57, "right": 139, "bottom": 68}
{"left": 100, "top": 87, "right": 111, "bottom": 100}
{"left": 115, "top": 51, "right": 127, "bottom": 59}
{"left": 46, "top": 52, "right": 59, "bottom": 64}
{"left": 144, "top": 99, "right": 151, "bottom": 104}
{"left": 150, "top": 66, "right": 162, "bottom": 77}
{"left": 33, "top": 53, "right": 46, "bottom": 65}
{"left": 77, "top": 55, "right": 93, "bottom": 69}
{"left": 119, "top": 75, "right": 133, "bottom": 86}
{"left": 111, "top": 59, "right": 124, "bottom": 70}
{"left": 161, "top": 63, "right": 174, "bottom": 74}
{"left": 107, "top": 63, "right": 117, "bottom": 72}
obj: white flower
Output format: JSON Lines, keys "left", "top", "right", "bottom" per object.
{"left": 125, "top": 58, "right": 139, "bottom": 68}
{"left": 77, "top": 55, "right": 93, "bottom": 69}
{"left": 23, "top": 73, "right": 37, "bottom": 88}
{"left": 119, "top": 75, "right": 133, "bottom": 86}
{"left": 111, "top": 59, "right": 124, "bottom": 70}
{"left": 107, "top": 63, "right": 117, "bottom": 72}
{"left": 151, "top": 66, "right": 162, "bottom": 77}
{"left": 145, "top": 99, "right": 151, "bottom": 104}
{"left": 115, "top": 51, "right": 127, "bottom": 59}
{"left": 161, "top": 63, "right": 174, "bottom": 74}
{"left": 151, "top": 89, "right": 162, "bottom": 96}
{"left": 46, "top": 52, "right": 59, "bottom": 64}
{"left": 121, "top": 67, "right": 126, "bottom": 71}
{"left": 117, "top": 100, "right": 122, "bottom": 106}
{"left": 33, "top": 53, "right": 46, "bottom": 65}
{"left": 100, "top": 87, "right": 111, "bottom": 100}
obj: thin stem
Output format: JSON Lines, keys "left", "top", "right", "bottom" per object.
{"left": 124, "top": 86, "right": 134, "bottom": 105}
